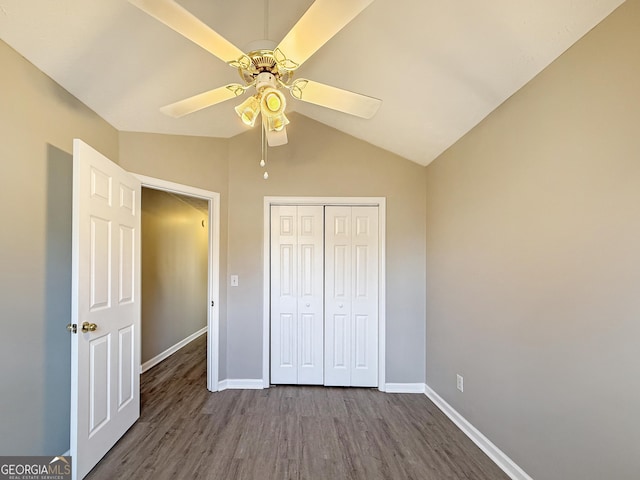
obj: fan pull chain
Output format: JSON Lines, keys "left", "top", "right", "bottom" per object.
{"left": 261, "top": 123, "right": 268, "bottom": 179}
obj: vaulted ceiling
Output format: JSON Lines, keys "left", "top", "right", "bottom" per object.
{"left": 0, "top": 0, "right": 625, "bottom": 166}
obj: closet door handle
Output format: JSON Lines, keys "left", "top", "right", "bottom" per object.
{"left": 338, "top": 303, "right": 344, "bottom": 309}
{"left": 305, "top": 303, "right": 310, "bottom": 307}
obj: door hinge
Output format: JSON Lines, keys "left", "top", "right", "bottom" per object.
{"left": 211, "top": 301, "right": 215, "bottom": 307}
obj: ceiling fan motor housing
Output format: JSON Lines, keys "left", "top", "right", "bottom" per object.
{"left": 256, "top": 72, "right": 278, "bottom": 92}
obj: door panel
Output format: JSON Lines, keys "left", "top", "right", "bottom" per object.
{"left": 350, "top": 207, "right": 379, "bottom": 387}
{"left": 333, "top": 314, "right": 349, "bottom": 367}
{"left": 300, "top": 245, "right": 314, "bottom": 295}
{"left": 300, "top": 313, "right": 314, "bottom": 366}
{"left": 327, "top": 310, "right": 350, "bottom": 387}
{"left": 354, "top": 314, "right": 369, "bottom": 368}
{"left": 71, "top": 139, "right": 141, "bottom": 479}
{"left": 280, "top": 244, "right": 294, "bottom": 295}
{"left": 325, "top": 206, "right": 378, "bottom": 387}
{"left": 271, "top": 205, "right": 324, "bottom": 385}
{"left": 118, "top": 326, "right": 134, "bottom": 409}
{"left": 296, "top": 206, "right": 324, "bottom": 384}
{"left": 90, "top": 217, "right": 111, "bottom": 309}
{"left": 355, "top": 245, "right": 369, "bottom": 297}
{"left": 271, "top": 206, "right": 298, "bottom": 384}
{"left": 119, "top": 226, "right": 135, "bottom": 303}
{"left": 324, "top": 206, "right": 352, "bottom": 386}
{"left": 89, "top": 335, "right": 110, "bottom": 433}
{"left": 90, "top": 167, "right": 111, "bottom": 202}
{"left": 333, "top": 245, "right": 349, "bottom": 297}
{"left": 280, "top": 314, "right": 295, "bottom": 367}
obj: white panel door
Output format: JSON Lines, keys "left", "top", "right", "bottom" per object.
{"left": 350, "top": 207, "right": 379, "bottom": 387}
{"left": 296, "top": 207, "right": 324, "bottom": 384}
{"left": 270, "top": 206, "right": 324, "bottom": 384}
{"left": 325, "top": 206, "right": 378, "bottom": 387}
{"left": 71, "top": 140, "right": 141, "bottom": 479}
{"left": 324, "top": 207, "right": 352, "bottom": 386}
{"left": 271, "top": 206, "right": 298, "bottom": 384}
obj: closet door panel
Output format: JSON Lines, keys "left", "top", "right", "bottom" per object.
{"left": 270, "top": 206, "right": 298, "bottom": 384}
{"left": 325, "top": 206, "right": 379, "bottom": 387}
{"left": 324, "top": 206, "right": 353, "bottom": 386}
{"left": 297, "top": 206, "right": 324, "bottom": 385}
{"left": 351, "top": 207, "right": 379, "bottom": 387}
{"left": 272, "top": 203, "right": 378, "bottom": 387}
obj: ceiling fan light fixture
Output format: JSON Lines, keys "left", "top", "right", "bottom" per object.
{"left": 265, "top": 92, "right": 282, "bottom": 112}
{"left": 259, "top": 87, "right": 288, "bottom": 132}
{"left": 260, "top": 87, "right": 286, "bottom": 115}
{"left": 234, "top": 95, "right": 261, "bottom": 127}
{"left": 265, "top": 112, "right": 289, "bottom": 132}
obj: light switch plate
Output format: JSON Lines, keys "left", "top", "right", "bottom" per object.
{"left": 231, "top": 275, "right": 239, "bottom": 287}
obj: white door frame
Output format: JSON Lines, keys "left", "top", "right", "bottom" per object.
{"left": 135, "top": 174, "right": 220, "bottom": 392}
{"left": 262, "top": 196, "right": 386, "bottom": 391}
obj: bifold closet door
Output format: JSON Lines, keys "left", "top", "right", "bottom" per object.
{"left": 325, "top": 206, "right": 379, "bottom": 387}
{"left": 270, "top": 205, "right": 324, "bottom": 384}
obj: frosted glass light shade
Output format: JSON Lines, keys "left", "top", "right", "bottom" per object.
{"left": 260, "top": 88, "right": 286, "bottom": 116}
{"left": 234, "top": 95, "right": 261, "bottom": 127}
{"left": 265, "top": 112, "right": 289, "bottom": 132}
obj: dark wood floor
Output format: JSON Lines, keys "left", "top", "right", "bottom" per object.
{"left": 86, "top": 335, "right": 508, "bottom": 480}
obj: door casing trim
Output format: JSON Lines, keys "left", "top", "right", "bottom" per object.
{"left": 262, "top": 196, "right": 386, "bottom": 391}
{"left": 135, "top": 174, "right": 220, "bottom": 392}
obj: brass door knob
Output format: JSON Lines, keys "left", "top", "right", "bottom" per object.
{"left": 81, "top": 322, "right": 98, "bottom": 333}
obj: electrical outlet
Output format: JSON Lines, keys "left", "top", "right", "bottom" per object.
{"left": 456, "top": 374, "right": 464, "bottom": 392}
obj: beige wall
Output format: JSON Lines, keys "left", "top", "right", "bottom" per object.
{"left": 141, "top": 188, "right": 208, "bottom": 364}
{"left": 226, "top": 114, "right": 427, "bottom": 381}
{"left": 0, "top": 39, "right": 119, "bottom": 455}
{"left": 118, "top": 122, "right": 427, "bottom": 383}
{"left": 424, "top": 1, "right": 640, "bottom": 479}
{"left": 118, "top": 131, "right": 230, "bottom": 375}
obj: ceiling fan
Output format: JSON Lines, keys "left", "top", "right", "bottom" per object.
{"left": 129, "top": 0, "right": 382, "bottom": 147}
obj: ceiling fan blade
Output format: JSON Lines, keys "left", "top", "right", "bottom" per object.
{"left": 265, "top": 126, "right": 288, "bottom": 147}
{"left": 274, "top": 0, "right": 374, "bottom": 71}
{"left": 160, "top": 84, "right": 246, "bottom": 118}
{"left": 129, "top": 0, "right": 250, "bottom": 68}
{"left": 289, "top": 79, "right": 381, "bottom": 119}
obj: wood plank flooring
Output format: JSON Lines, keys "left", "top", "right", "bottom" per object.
{"left": 86, "top": 335, "right": 509, "bottom": 480}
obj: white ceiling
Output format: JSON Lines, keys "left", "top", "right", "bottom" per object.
{"left": 0, "top": 0, "right": 625, "bottom": 166}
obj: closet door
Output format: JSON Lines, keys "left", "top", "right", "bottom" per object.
{"left": 271, "top": 205, "right": 324, "bottom": 384}
{"left": 325, "top": 206, "right": 379, "bottom": 387}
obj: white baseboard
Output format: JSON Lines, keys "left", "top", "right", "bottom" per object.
{"left": 385, "top": 383, "right": 426, "bottom": 394}
{"left": 218, "top": 379, "right": 265, "bottom": 391}
{"left": 424, "top": 384, "right": 533, "bottom": 480}
{"left": 140, "top": 326, "right": 207, "bottom": 374}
